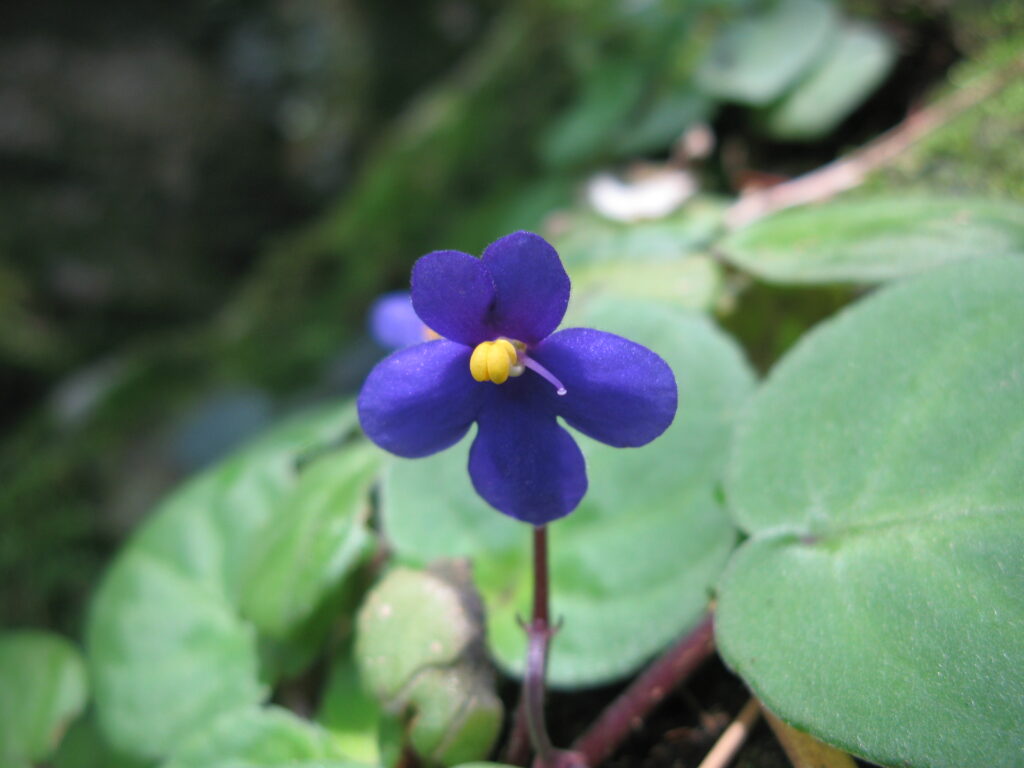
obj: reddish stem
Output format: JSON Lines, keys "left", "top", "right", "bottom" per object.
{"left": 571, "top": 613, "right": 716, "bottom": 767}
{"left": 504, "top": 526, "right": 556, "bottom": 767}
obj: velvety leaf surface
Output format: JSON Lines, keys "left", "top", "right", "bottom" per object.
{"left": 160, "top": 707, "right": 355, "bottom": 768}
{"left": 717, "top": 257, "right": 1024, "bottom": 768}
{"left": 721, "top": 196, "right": 1024, "bottom": 283}
{"left": 382, "top": 298, "right": 754, "bottom": 686}
{"left": 763, "top": 22, "right": 895, "bottom": 140}
{"left": 87, "top": 403, "right": 365, "bottom": 759}
{"left": 0, "top": 631, "right": 88, "bottom": 767}
{"left": 696, "top": 0, "right": 838, "bottom": 105}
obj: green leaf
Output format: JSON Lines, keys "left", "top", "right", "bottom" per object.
{"left": 355, "top": 566, "right": 502, "bottom": 767}
{"left": 763, "top": 22, "right": 895, "bottom": 140}
{"left": 381, "top": 298, "right": 754, "bottom": 686}
{"left": 615, "top": 89, "right": 712, "bottom": 156}
{"left": 87, "top": 403, "right": 366, "bottom": 759}
{"left": 556, "top": 199, "right": 726, "bottom": 268}
{"left": 241, "top": 444, "right": 380, "bottom": 639}
{"left": 317, "top": 652, "right": 382, "bottom": 764}
{"left": 53, "top": 714, "right": 148, "bottom": 768}
{"left": 552, "top": 200, "right": 728, "bottom": 312}
{"left": 0, "top": 631, "right": 88, "bottom": 767}
{"left": 160, "top": 707, "right": 357, "bottom": 768}
{"left": 696, "top": 0, "right": 839, "bottom": 105}
{"left": 541, "top": 58, "right": 647, "bottom": 168}
{"left": 721, "top": 196, "right": 1024, "bottom": 284}
{"left": 717, "top": 256, "right": 1024, "bottom": 768}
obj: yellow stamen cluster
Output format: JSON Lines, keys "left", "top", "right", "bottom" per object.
{"left": 470, "top": 339, "right": 522, "bottom": 384}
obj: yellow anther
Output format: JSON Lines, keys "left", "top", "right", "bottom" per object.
{"left": 470, "top": 343, "right": 491, "bottom": 382}
{"left": 469, "top": 339, "right": 520, "bottom": 384}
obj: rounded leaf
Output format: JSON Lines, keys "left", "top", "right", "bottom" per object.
{"left": 87, "top": 403, "right": 369, "bottom": 759}
{"left": 717, "top": 256, "right": 1024, "bottom": 768}
{"left": 722, "top": 196, "right": 1024, "bottom": 284}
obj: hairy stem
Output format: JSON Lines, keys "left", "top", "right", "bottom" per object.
{"left": 571, "top": 613, "right": 716, "bottom": 766}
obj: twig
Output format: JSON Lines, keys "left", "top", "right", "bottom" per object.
{"left": 571, "top": 614, "right": 716, "bottom": 766}
{"left": 761, "top": 705, "right": 856, "bottom": 768}
{"left": 726, "top": 52, "right": 1024, "bottom": 229}
{"left": 694, "top": 697, "right": 761, "bottom": 768}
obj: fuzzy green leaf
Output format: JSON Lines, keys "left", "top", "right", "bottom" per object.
{"left": 717, "top": 257, "right": 1024, "bottom": 768}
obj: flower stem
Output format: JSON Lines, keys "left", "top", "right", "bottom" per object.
{"left": 525, "top": 526, "right": 556, "bottom": 765}
{"left": 570, "top": 613, "right": 716, "bottom": 766}
{"left": 503, "top": 525, "right": 557, "bottom": 767}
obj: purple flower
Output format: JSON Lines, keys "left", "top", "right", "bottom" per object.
{"left": 357, "top": 231, "right": 677, "bottom": 526}
{"left": 368, "top": 291, "right": 432, "bottom": 349}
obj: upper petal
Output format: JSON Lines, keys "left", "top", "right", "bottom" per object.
{"left": 468, "top": 380, "right": 587, "bottom": 525}
{"left": 358, "top": 340, "right": 483, "bottom": 458}
{"left": 369, "top": 291, "right": 427, "bottom": 349}
{"left": 411, "top": 250, "right": 496, "bottom": 345}
{"left": 481, "top": 231, "right": 570, "bottom": 344}
{"left": 530, "top": 328, "right": 677, "bottom": 447}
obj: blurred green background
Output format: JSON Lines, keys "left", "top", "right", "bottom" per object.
{"left": 1, "top": 0, "right": 1021, "bottom": 639}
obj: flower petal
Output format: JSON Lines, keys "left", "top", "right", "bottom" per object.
{"left": 530, "top": 328, "right": 677, "bottom": 447}
{"left": 481, "top": 231, "right": 570, "bottom": 344}
{"left": 468, "top": 382, "right": 587, "bottom": 525}
{"left": 411, "top": 250, "right": 496, "bottom": 345}
{"left": 369, "top": 291, "right": 427, "bottom": 349}
{"left": 358, "top": 340, "right": 482, "bottom": 457}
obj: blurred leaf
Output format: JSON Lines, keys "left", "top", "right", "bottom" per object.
{"left": 53, "top": 714, "right": 156, "bottom": 768}
{"left": 763, "top": 22, "right": 896, "bottom": 140}
{"left": 722, "top": 196, "right": 1024, "bottom": 283}
{"left": 0, "top": 631, "right": 88, "bottom": 767}
{"left": 717, "top": 257, "right": 1024, "bottom": 768}
{"left": 541, "top": 58, "right": 647, "bottom": 168}
{"left": 381, "top": 298, "right": 754, "bottom": 686}
{"left": 356, "top": 566, "right": 502, "bottom": 767}
{"left": 615, "top": 88, "right": 713, "bottom": 157}
{"left": 87, "top": 403, "right": 365, "bottom": 760}
{"left": 573, "top": 257, "right": 723, "bottom": 313}
{"left": 552, "top": 199, "right": 728, "bottom": 312}
{"left": 241, "top": 444, "right": 379, "bottom": 639}
{"left": 161, "top": 707, "right": 356, "bottom": 768}
{"left": 696, "top": 0, "right": 839, "bottom": 105}
{"left": 555, "top": 198, "right": 726, "bottom": 266}
{"left": 317, "top": 652, "right": 382, "bottom": 764}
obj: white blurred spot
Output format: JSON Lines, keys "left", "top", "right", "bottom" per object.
{"left": 586, "top": 165, "right": 696, "bottom": 223}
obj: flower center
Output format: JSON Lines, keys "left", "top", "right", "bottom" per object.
{"left": 469, "top": 338, "right": 567, "bottom": 395}
{"left": 469, "top": 339, "right": 523, "bottom": 384}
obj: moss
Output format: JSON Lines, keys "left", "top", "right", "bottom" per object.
{"left": 864, "top": 33, "right": 1024, "bottom": 199}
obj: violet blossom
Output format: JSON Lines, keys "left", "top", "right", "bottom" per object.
{"left": 358, "top": 231, "right": 677, "bottom": 525}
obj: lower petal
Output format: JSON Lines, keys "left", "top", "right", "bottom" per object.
{"left": 530, "top": 328, "right": 677, "bottom": 447}
{"left": 358, "top": 340, "right": 482, "bottom": 458}
{"left": 468, "top": 388, "right": 587, "bottom": 525}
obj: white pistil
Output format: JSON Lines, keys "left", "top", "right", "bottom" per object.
{"left": 524, "top": 357, "right": 567, "bottom": 396}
